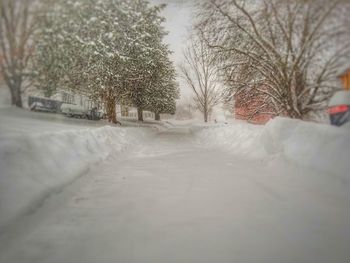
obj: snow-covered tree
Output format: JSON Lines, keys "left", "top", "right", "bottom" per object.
{"left": 151, "top": 80, "right": 179, "bottom": 121}
{"left": 180, "top": 34, "right": 222, "bottom": 122}
{"left": 147, "top": 71, "right": 179, "bottom": 120}
{"left": 197, "top": 0, "right": 350, "bottom": 120}
{"left": 144, "top": 43, "right": 179, "bottom": 120}
{"left": 120, "top": 0, "right": 175, "bottom": 121}
{"left": 0, "top": 0, "right": 37, "bottom": 107}
{"left": 34, "top": 0, "right": 134, "bottom": 122}
{"left": 34, "top": 0, "right": 176, "bottom": 123}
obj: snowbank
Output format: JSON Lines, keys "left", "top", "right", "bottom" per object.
{"left": 0, "top": 126, "right": 151, "bottom": 230}
{"left": 195, "top": 117, "right": 350, "bottom": 180}
{"left": 120, "top": 117, "right": 174, "bottom": 131}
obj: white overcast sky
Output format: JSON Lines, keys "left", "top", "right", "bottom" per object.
{"left": 150, "top": 0, "right": 196, "bottom": 99}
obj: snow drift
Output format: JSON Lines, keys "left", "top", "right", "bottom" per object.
{"left": 195, "top": 117, "right": 350, "bottom": 180}
{"left": 0, "top": 126, "right": 151, "bottom": 230}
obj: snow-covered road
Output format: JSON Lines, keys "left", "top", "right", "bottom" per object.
{"left": 1, "top": 126, "right": 350, "bottom": 263}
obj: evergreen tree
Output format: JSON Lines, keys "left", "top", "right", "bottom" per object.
{"left": 34, "top": 0, "right": 177, "bottom": 123}
{"left": 147, "top": 58, "right": 179, "bottom": 121}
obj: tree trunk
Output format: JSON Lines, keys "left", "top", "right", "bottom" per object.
{"left": 203, "top": 102, "right": 208, "bottom": 122}
{"left": 8, "top": 82, "right": 23, "bottom": 108}
{"left": 155, "top": 112, "right": 160, "bottom": 121}
{"left": 137, "top": 107, "right": 143, "bottom": 122}
{"left": 203, "top": 107, "right": 208, "bottom": 122}
{"left": 106, "top": 97, "right": 117, "bottom": 124}
{"left": 204, "top": 113, "right": 208, "bottom": 122}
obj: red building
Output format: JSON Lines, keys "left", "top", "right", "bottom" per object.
{"left": 234, "top": 89, "right": 274, "bottom": 125}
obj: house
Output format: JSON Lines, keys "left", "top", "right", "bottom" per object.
{"left": 50, "top": 90, "right": 100, "bottom": 110}
{"left": 126, "top": 107, "right": 155, "bottom": 120}
{"left": 27, "top": 89, "right": 102, "bottom": 113}
{"left": 234, "top": 89, "right": 274, "bottom": 125}
{"left": 338, "top": 68, "right": 350, "bottom": 90}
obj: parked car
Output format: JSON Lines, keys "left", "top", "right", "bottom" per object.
{"left": 328, "top": 90, "right": 350, "bottom": 126}
{"left": 30, "top": 102, "right": 51, "bottom": 112}
{"left": 86, "top": 108, "right": 105, "bottom": 120}
{"left": 61, "top": 104, "right": 88, "bottom": 118}
{"left": 61, "top": 104, "right": 104, "bottom": 120}
{"left": 29, "top": 97, "right": 62, "bottom": 113}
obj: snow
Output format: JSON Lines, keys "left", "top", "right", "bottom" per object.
{"left": 262, "top": 118, "right": 350, "bottom": 180}
{"left": 196, "top": 117, "right": 350, "bottom": 180}
{"left": 194, "top": 121, "right": 266, "bottom": 159}
{"left": 0, "top": 108, "right": 153, "bottom": 230}
{"left": 0, "top": 110, "right": 350, "bottom": 263}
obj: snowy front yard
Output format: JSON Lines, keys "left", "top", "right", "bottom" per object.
{"left": 0, "top": 108, "right": 350, "bottom": 263}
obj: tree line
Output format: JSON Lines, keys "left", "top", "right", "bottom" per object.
{"left": 0, "top": 0, "right": 179, "bottom": 122}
